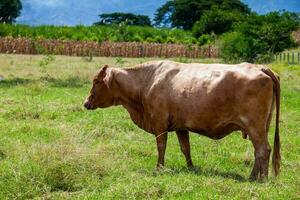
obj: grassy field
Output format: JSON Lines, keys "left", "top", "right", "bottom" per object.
{"left": 0, "top": 54, "right": 299, "bottom": 199}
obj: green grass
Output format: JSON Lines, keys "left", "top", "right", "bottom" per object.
{"left": 0, "top": 54, "right": 299, "bottom": 199}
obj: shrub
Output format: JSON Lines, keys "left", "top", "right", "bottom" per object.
{"left": 197, "top": 33, "right": 216, "bottom": 46}
{"left": 146, "top": 37, "right": 156, "bottom": 43}
{"left": 220, "top": 32, "right": 252, "bottom": 63}
{"left": 154, "top": 36, "right": 164, "bottom": 43}
{"left": 132, "top": 34, "right": 144, "bottom": 42}
{"left": 166, "top": 37, "right": 176, "bottom": 43}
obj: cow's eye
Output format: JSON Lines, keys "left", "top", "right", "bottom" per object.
{"left": 94, "top": 80, "right": 99, "bottom": 84}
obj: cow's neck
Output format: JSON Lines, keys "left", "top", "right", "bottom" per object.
{"left": 112, "top": 68, "right": 145, "bottom": 105}
{"left": 112, "top": 68, "right": 147, "bottom": 129}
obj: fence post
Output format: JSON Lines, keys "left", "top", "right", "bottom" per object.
{"left": 292, "top": 52, "right": 295, "bottom": 64}
{"left": 287, "top": 53, "right": 290, "bottom": 64}
{"left": 279, "top": 53, "right": 281, "bottom": 62}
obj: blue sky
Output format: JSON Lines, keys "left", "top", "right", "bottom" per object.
{"left": 244, "top": 0, "right": 300, "bottom": 13}
{"left": 17, "top": 0, "right": 300, "bottom": 26}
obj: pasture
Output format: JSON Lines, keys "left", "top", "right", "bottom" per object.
{"left": 0, "top": 54, "right": 299, "bottom": 199}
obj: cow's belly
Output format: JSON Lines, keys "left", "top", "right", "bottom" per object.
{"left": 182, "top": 118, "right": 242, "bottom": 139}
{"left": 169, "top": 108, "right": 241, "bottom": 139}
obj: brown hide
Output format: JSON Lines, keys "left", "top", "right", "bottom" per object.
{"left": 84, "top": 60, "right": 280, "bottom": 181}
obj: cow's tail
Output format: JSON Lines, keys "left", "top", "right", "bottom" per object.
{"left": 261, "top": 66, "right": 281, "bottom": 177}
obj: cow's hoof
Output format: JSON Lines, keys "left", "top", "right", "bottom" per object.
{"left": 249, "top": 175, "right": 267, "bottom": 183}
{"left": 188, "top": 165, "right": 200, "bottom": 173}
{"left": 156, "top": 164, "right": 164, "bottom": 171}
{"left": 187, "top": 164, "right": 195, "bottom": 169}
{"left": 249, "top": 171, "right": 268, "bottom": 182}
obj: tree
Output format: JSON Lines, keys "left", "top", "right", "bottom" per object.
{"left": 220, "top": 11, "right": 300, "bottom": 63}
{"left": 0, "top": 0, "right": 22, "bottom": 24}
{"left": 94, "top": 13, "right": 151, "bottom": 26}
{"left": 154, "top": 1, "right": 174, "bottom": 27}
{"left": 192, "top": 7, "right": 244, "bottom": 37}
{"left": 154, "top": 0, "right": 250, "bottom": 30}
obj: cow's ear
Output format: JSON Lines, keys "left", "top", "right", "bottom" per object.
{"left": 102, "top": 66, "right": 113, "bottom": 88}
{"left": 98, "top": 65, "right": 108, "bottom": 76}
{"left": 97, "top": 65, "right": 108, "bottom": 78}
{"left": 101, "top": 65, "right": 109, "bottom": 72}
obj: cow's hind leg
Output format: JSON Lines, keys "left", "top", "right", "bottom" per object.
{"left": 248, "top": 127, "right": 271, "bottom": 181}
{"left": 176, "top": 130, "right": 193, "bottom": 167}
{"left": 156, "top": 132, "right": 168, "bottom": 169}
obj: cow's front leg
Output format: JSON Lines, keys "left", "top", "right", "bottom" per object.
{"left": 156, "top": 131, "right": 168, "bottom": 169}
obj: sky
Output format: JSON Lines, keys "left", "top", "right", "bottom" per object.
{"left": 16, "top": 0, "right": 300, "bottom": 26}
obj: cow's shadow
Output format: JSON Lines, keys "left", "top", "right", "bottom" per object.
{"left": 190, "top": 166, "right": 247, "bottom": 182}
{"left": 151, "top": 165, "right": 248, "bottom": 182}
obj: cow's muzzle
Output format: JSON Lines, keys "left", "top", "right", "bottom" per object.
{"left": 84, "top": 100, "right": 93, "bottom": 110}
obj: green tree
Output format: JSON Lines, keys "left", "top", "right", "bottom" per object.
{"left": 220, "top": 11, "right": 300, "bottom": 63}
{"left": 0, "top": 0, "right": 22, "bottom": 24}
{"left": 154, "top": 1, "right": 174, "bottom": 27}
{"left": 94, "top": 12, "right": 151, "bottom": 26}
{"left": 154, "top": 0, "right": 250, "bottom": 30}
{"left": 192, "top": 7, "right": 244, "bottom": 37}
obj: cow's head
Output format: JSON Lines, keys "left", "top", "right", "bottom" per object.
{"left": 84, "top": 65, "right": 114, "bottom": 110}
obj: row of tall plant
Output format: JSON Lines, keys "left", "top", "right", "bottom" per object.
{"left": 0, "top": 23, "right": 197, "bottom": 45}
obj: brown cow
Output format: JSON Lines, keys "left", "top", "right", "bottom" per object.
{"left": 84, "top": 60, "right": 280, "bottom": 181}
